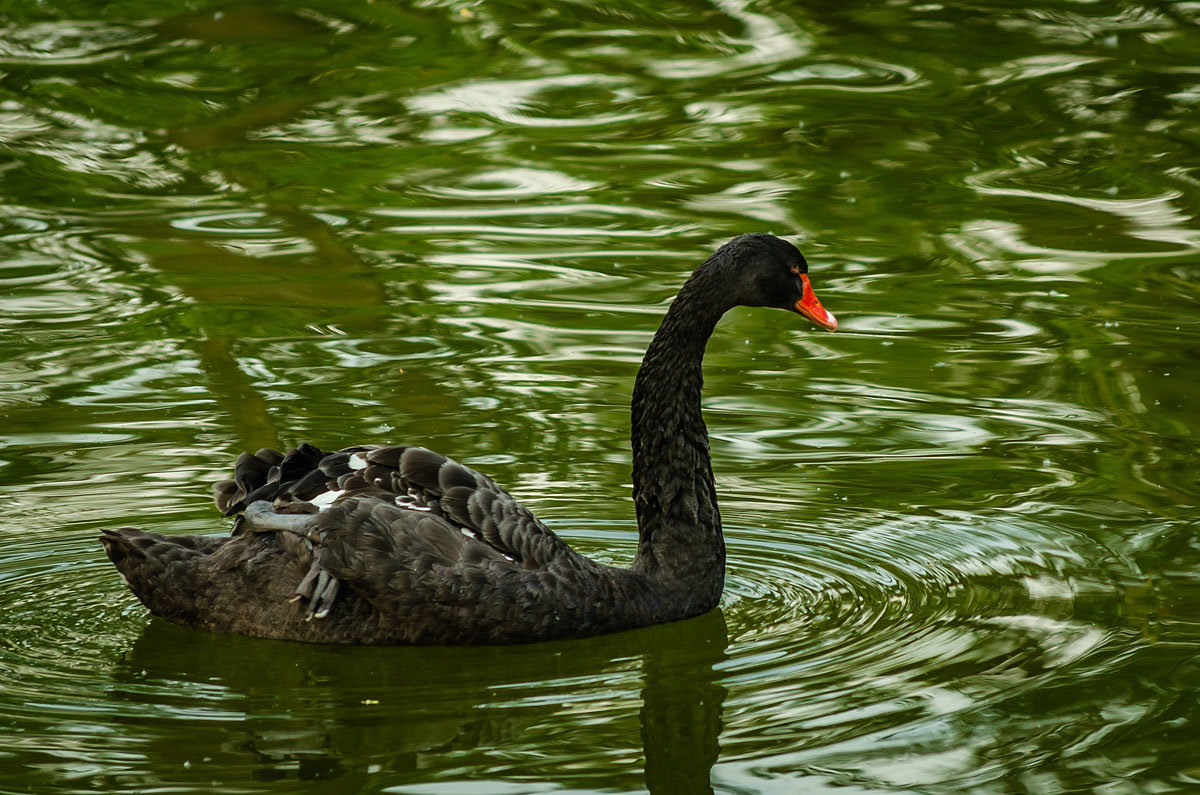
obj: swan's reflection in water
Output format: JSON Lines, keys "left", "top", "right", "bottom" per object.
{"left": 640, "top": 611, "right": 727, "bottom": 794}
{"left": 110, "top": 609, "right": 729, "bottom": 792}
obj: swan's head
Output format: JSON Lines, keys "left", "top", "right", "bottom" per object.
{"left": 715, "top": 233, "right": 837, "bottom": 331}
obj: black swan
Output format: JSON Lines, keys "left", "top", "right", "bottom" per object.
{"left": 100, "top": 233, "right": 837, "bottom": 645}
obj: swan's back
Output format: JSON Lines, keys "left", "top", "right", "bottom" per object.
{"left": 101, "top": 444, "right": 658, "bottom": 645}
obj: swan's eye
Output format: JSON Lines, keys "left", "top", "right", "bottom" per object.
{"left": 788, "top": 263, "right": 802, "bottom": 276}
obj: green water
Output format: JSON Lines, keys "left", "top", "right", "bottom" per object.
{"left": 2, "top": 1, "right": 1199, "bottom": 791}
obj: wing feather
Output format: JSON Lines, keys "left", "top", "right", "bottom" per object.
{"left": 216, "top": 443, "right": 584, "bottom": 572}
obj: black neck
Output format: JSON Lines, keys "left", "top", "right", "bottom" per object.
{"left": 630, "top": 267, "right": 730, "bottom": 608}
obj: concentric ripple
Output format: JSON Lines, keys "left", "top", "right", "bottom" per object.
{"left": 712, "top": 508, "right": 1146, "bottom": 781}
{"left": 723, "top": 510, "right": 1130, "bottom": 668}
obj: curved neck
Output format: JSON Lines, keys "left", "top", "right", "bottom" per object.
{"left": 630, "top": 267, "right": 730, "bottom": 606}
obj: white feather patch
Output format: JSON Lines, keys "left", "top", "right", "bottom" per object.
{"left": 310, "top": 490, "right": 345, "bottom": 511}
{"left": 348, "top": 453, "right": 368, "bottom": 471}
{"left": 394, "top": 497, "right": 432, "bottom": 512}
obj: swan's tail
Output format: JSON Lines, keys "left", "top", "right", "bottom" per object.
{"left": 98, "top": 528, "right": 216, "bottom": 621}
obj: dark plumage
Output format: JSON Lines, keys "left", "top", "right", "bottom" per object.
{"left": 99, "top": 233, "right": 837, "bottom": 645}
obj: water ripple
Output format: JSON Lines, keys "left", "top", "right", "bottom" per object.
{"left": 713, "top": 508, "right": 1143, "bottom": 773}
{"left": 0, "top": 21, "right": 153, "bottom": 65}
{"left": 407, "top": 74, "right": 647, "bottom": 128}
{"left": 1, "top": 0, "right": 1198, "bottom": 790}
{"left": 767, "top": 58, "right": 925, "bottom": 92}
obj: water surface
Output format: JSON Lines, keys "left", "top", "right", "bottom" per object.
{"left": 2, "top": 1, "right": 1198, "bottom": 792}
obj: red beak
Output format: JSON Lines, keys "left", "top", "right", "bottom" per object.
{"left": 794, "top": 273, "right": 837, "bottom": 331}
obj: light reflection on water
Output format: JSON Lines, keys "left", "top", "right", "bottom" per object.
{"left": 1, "top": 0, "right": 1198, "bottom": 792}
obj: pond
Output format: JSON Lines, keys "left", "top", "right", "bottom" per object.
{"left": 1, "top": 1, "right": 1198, "bottom": 792}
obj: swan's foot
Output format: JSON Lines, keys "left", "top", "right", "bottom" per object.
{"left": 243, "top": 500, "right": 340, "bottom": 619}
{"left": 309, "top": 573, "right": 340, "bottom": 620}
{"left": 291, "top": 560, "right": 341, "bottom": 620}
{"left": 291, "top": 560, "right": 321, "bottom": 602}
{"left": 243, "top": 500, "right": 316, "bottom": 534}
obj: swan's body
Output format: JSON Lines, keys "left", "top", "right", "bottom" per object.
{"left": 100, "top": 234, "right": 836, "bottom": 645}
